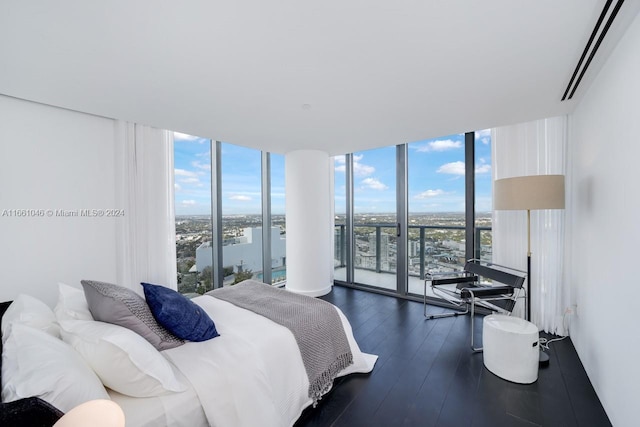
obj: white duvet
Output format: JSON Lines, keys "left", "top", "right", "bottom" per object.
{"left": 161, "top": 295, "right": 377, "bottom": 427}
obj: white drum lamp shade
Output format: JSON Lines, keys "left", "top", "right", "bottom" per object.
{"left": 494, "top": 175, "right": 565, "bottom": 211}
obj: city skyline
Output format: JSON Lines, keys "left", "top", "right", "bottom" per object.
{"left": 174, "top": 130, "right": 492, "bottom": 215}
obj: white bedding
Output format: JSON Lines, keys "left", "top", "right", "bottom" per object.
{"left": 160, "top": 295, "right": 377, "bottom": 427}
{"left": 108, "top": 376, "right": 207, "bottom": 427}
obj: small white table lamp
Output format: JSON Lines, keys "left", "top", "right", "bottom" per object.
{"left": 53, "top": 399, "right": 125, "bottom": 427}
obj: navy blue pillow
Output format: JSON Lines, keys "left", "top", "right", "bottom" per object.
{"left": 141, "top": 283, "right": 219, "bottom": 342}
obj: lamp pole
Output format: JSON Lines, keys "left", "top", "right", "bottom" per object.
{"left": 527, "top": 209, "right": 531, "bottom": 322}
{"left": 527, "top": 208, "right": 550, "bottom": 365}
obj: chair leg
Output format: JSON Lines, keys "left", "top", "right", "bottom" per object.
{"left": 424, "top": 279, "right": 469, "bottom": 319}
{"left": 470, "top": 294, "right": 483, "bottom": 352}
{"left": 425, "top": 307, "right": 469, "bottom": 320}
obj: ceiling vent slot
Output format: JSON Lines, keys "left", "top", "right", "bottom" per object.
{"left": 562, "top": 0, "right": 625, "bottom": 101}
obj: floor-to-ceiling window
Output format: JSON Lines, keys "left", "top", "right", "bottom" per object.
{"left": 352, "top": 146, "right": 397, "bottom": 291}
{"left": 334, "top": 155, "right": 348, "bottom": 282}
{"left": 173, "top": 135, "right": 285, "bottom": 293}
{"left": 334, "top": 131, "right": 492, "bottom": 300}
{"left": 220, "top": 143, "right": 262, "bottom": 285}
{"left": 173, "top": 133, "right": 213, "bottom": 295}
{"left": 269, "top": 153, "right": 287, "bottom": 284}
{"left": 474, "top": 129, "right": 492, "bottom": 263}
{"left": 174, "top": 130, "right": 491, "bottom": 298}
{"left": 407, "top": 133, "right": 467, "bottom": 296}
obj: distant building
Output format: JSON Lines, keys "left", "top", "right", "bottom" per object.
{"left": 368, "top": 232, "right": 390, "bottom": 262}
{"left": 442, "top": 239, "right": 465, "bottom": 251}
{"left": 334, "top": 226, "right": 346, "bottom": 266}
{"left": 368, "top": 232, "right": 395, "bottom": 270}
{"left": 409, "top": 240, "right": 420, "bottom": 257}
{"left": 195, "top": 227, "right": 286, "bottom": 274}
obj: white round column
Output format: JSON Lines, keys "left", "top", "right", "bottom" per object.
{"left": 285, "top": 150, "right": 332, "bottom": 296}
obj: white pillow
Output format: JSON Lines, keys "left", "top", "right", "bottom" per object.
{"left": 54, "top": 283, "right": 93, "bottom": 321}
{"left": 59, "top": 320, "right": 186, "bottom": 397}
{"left": 1, "top": 323, "right": 109, "bottom": 412}
{"left": 1, "top": 294, "right": 60, "bottom": 343}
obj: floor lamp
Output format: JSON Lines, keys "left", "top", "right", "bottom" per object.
{"left": 494, "top": 175, "right": 565, "bottom": 364}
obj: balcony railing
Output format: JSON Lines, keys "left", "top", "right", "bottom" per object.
{"left": 334, "top": 223, "right": 492, "bottom": 281}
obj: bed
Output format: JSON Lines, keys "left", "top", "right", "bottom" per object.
{"left": 0, "top": 280, "right": 377, "bottom": 426}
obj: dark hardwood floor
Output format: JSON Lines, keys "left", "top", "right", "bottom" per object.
{"left": 295, "top": 285, "right": 611, "bottom": 427}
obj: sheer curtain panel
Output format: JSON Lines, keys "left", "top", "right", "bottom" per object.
{"left": 114, "top": 121, "right": 177, "bottom": 291}
{"left": 492, "top": 116, "right": 570, "bottom": 335}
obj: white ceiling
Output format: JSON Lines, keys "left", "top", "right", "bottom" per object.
{"left": 1, "top": 1, "right": 639, "bottom": 155}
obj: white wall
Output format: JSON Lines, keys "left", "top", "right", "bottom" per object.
{"left": 0, "top": 96, "right": 121, "bottom": 306}
{"left": 567, "top": 11, "right": 640, "bottom": 427}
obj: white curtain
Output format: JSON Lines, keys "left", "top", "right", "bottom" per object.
{"left": 492, "top": 116, "right": 569, "bottom": 335}
{"left": 114, "top": 121, "right": 177, "bottom": 292}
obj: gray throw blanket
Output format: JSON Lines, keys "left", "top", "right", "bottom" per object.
{"left": 207, "top": 280, "right": 353, "bottom": 405}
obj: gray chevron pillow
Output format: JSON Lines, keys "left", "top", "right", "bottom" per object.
{"left": 81, "top": 280, "right": 183, "bottom": 351}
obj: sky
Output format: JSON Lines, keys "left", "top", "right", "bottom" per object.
{"left": 174, "top": 130, "right": 491, "bottom": 216}
{"left": 174, "top": 134, "right": 285, "bottom": 215}
{"left": 334, "top": 130, "right": 492, "bottom": 214}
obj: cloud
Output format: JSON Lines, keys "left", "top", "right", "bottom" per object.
{"left": 175, "top": 168, "right": 198, "bottom": 178}
{"left": 354, "top": 162, "right": 375, "bottom": 177}
{"left": 475, "top": 129, "right": 491, "bottom": 145}
{"left": 475, "top": 129, "right": 490, "bottom": 138}
{"left": 191, "top": 160, "right": 211, "bottom": 171}
{"left": 415, "top": 189, "right": 445, "bottom": 199}
{"left": 180, "top": 177, "right": 201, "bottom": 184}
{"left": 437, "top": 161, "right": 465, "bottom": 175}
{"left": 181, "top": 200, "right": 196, "bottom": 206}
{"left": 175, "top": 168, "right": 203, "bottom": 186}
{"left": 475, "top": 164, "right": 492, "bottom": 174}
{"left": 174, "top": 183, "right": 182, "bottom": 191}
{"left": 475, "top": 158, "right": 491, "bottom": 174}
{"left": 229, "top": 195, "right": 252, "bottom": 201}
{"left": 173, "top": 132, "right": 202, "bottom": 141}
{"left": 334, "top": 155, "right": 346, "bottom": 173}
{"left": 436, "top": 161, "right": 491, "bottom": 175}
{"left": 415, "top": 139, "right": 462, "bottom": 152}
{"left": 361, "top": 177, "right": 388, "bottom": 191}
{"left": 333, "top": 154, "right": 375, "bottom": 177}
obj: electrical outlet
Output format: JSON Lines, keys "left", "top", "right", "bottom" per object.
{"left": 565, "top": 304, "right": 578, "bottom": 315}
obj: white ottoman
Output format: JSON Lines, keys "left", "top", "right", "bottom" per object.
{"left": 483, "top": 314, "right": 539, "bottom": 384}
